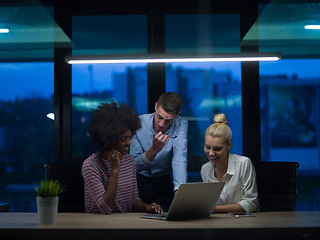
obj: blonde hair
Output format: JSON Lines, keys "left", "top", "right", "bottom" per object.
{"left": 205, "top": 113, "right": 232, "bottom": 145}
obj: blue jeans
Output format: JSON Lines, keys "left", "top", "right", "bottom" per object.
{"left": 137, "top": 174, "right": 174, "bottom": 212}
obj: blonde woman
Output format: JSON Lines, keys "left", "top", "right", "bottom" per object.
{"left": 201, "top": 113, "right": 259, "bottom": 213}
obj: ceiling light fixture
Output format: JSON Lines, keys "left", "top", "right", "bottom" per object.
{"left": 304, "top": 25, "right": 320, "bottom": 30}
{"left": 66, "top": 52, "right": 281, "bottom": 64}
{"left": 0, "top": 28, "right": 9, "bottom": 33}
{"left": 46, "top": 113, "right": 54, "bottom": 120}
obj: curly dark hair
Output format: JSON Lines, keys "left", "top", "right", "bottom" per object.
{"left": 88, "top": 102, "right": 141, "bottom": 153}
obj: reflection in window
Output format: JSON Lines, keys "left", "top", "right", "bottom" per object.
{"left": 166, "top": 62, "right": 242, "bottom": 157}
{"left": 72, "top": 14, "right": 148, "bottom": 158}
{"left": 165, "top": 13, "right": 241, "bottom": 177}
{"left": 72, "top": 15, "right": 147, "bottom": 55}
{"left": 165, "top": 14, "right": 240, "bottom": 54}
{"left": 268, "top": 85, "right": 316, "bottom": 148}
{"left": 260, "top": 59, "right": 320, "bottom": 210}
{"left": 72, "top": 64, "right": 147, "bottom": 157}
{"left": 0, "top": 62, "right": 54, "bottom": 212}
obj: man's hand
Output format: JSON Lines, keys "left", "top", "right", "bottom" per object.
{"left": 152, "top": 131, "right": 170, "bottom": 153}
{"left": 145, "top": 132, "right": 170, "bottom": 162}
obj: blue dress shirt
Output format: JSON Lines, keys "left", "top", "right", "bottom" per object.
{"left": 130, "top": 113, "right": 188, "bottom": 190}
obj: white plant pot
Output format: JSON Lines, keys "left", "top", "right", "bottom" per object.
{"left": 36, "top": 196, "right": 59, "bottom": 225}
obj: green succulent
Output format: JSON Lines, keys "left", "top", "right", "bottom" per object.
{"left": 35, "top": 180, "right": 66, "bottom": 197}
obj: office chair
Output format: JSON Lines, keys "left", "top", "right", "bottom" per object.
{"left": 256, "top": 161, "right": 299, "bottom": 211}
{"left": 44, "top": 163, "right": 84, "bottom": 212}
{"left": 0, "top": 202, "right": 10, "bottom": 212}
{"left": 187, "top": 156, "right": 208, "bottom": 182}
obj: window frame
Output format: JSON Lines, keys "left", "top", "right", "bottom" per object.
{"left": 53, "top": 1, "right": 260, "bottom": 166}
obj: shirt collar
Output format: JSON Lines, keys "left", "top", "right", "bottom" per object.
{"left": 226, "top": 153, "right": 236, "bottom": 176}
{"left": 149, "top": 113, "right": 156, "bottom": 134}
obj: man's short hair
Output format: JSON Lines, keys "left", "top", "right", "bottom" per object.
{"left": 157, "top": 92, "right": 182, "bottom": 115}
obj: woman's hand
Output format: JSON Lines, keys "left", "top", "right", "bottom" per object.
{"left": 212, "top": 203, "right": 244, "bottom": 213}
{"left": 106, "top": 150, "right": 122, "bottom": 173}
{"left": 101, "top": 150, "right": 122, "bottom": 210}
{"left": 146, "top": 202, "right": 164, "bottom": 214}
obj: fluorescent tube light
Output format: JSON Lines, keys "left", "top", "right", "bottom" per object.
{"left": 66, "top": 53, "right": 281, "bottom": 64}
{"left": 0, "top": 28, "right": 9, "bottom": 33}
{"left": 304, "top": 25, "right": 320, "bottom": 30}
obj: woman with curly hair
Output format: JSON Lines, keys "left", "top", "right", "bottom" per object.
{"left": 82, "top": 102, "right": 163, "bottom": 214}
{"left": 201, "top": 113, "right": 259, "bottom": 213}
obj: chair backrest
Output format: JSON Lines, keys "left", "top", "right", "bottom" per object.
{"left": 0, "top": 202, "right": 10, "bottom": 212}
{"left": 44, "top": 163, "right": 84, "bottom": 212}
{"left": 256, "top": 161, "right": 299, "bottom": 211}
{"left": 188, "top": 156, "right": 208, "bottom": 172}
{"left": 187, "top": 156, "right": 208, "bottom": 182}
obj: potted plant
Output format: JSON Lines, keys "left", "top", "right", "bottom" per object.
{"left": 35, "top": 180, "right": 66, "bottom": 225}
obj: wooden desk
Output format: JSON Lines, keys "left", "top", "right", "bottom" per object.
{"left": 1, "top": 211, "right": 320, "bottom": 240}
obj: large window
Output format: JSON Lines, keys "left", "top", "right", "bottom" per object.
{"left": 260, "top": 59, "right": 320, "bottom": 210}
{"left": 0, "top": 2, "right": 58, "bottom": 212}
{"left": 0, "top": 62, "right": 54, "bottom": 212}
{"left": 165, "top": 14, "right": 242, "bottom": 169}
{"left": 165, "top": 14, "right": 240, "bottom": 54}
{"left": 166, "top": 62, "right": 242, "bottom": 157}
{"left": 71, "top": 15, "right": 148, "bottom": 158}
{"left": 5, "top": 1, "right": 320, "bottom": 213}
{"left": 72, "top": 63, "right": 148, "bottom": 157}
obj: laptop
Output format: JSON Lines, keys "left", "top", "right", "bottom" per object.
{"left": 140, "top": 182, "right": 225, "bottom": 220}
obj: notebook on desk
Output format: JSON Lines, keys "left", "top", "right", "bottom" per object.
{"left": 140, "top": 182, "right": 225, "bottom": 221}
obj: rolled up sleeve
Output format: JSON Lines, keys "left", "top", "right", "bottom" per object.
{"left": 238, "top": 161, "right": 259, "bottom": 213}
{"left": 172, "top": 118, "right": 188, "bottom": 190}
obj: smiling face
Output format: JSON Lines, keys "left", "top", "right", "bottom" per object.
{"left": 117, "top": 129, "right": 132, "bottom": 155}
{"left": 153, "top": 103, "right": 177, "bottom": 134}
{"left": 204, "top": 135, "right": 232, "bottom": 166}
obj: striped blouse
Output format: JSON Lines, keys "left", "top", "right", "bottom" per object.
{"left": 82, "top": 153, "right": 140, "bottom": 214}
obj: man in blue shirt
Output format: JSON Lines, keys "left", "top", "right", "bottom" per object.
{"left": 130, "top": 92, "right": 188, "bottom": 211}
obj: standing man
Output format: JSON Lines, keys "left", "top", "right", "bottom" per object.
{"left": 130, "top": 92, "right": 188, "bottom": 211}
